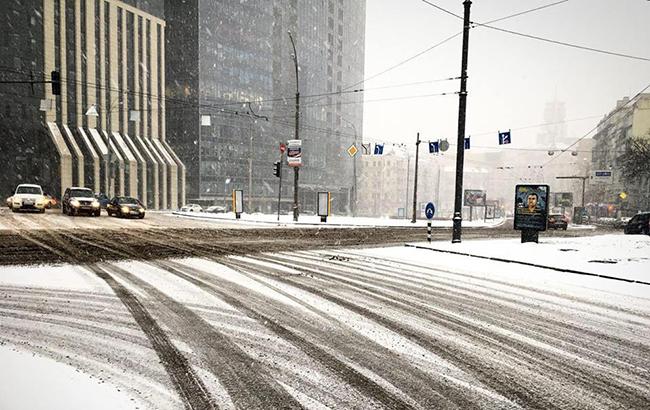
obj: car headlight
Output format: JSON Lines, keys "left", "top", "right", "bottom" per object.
{"left": 92, "top": 200, "right": 100, "bottom": 208}
{"left": 121, "top": 206, "right": 130, "bottom": 213}
{"left": 71, "top": 199, "right": 80, "bottom": 207}
{"left": 138, "top": 207, "right": 145, "bottom": 213}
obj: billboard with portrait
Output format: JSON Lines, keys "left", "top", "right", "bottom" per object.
{"left": 463, "top": 189, "right": 486, "bottom": 206}
{"left": 514, "top": 184, "right": 550, "bottom": 231}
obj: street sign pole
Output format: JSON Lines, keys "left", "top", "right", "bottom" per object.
{"left": 425, "top": 202, "right": 435, "bottom": 243}
{"left": 277, "top": 143, "right": 286, "bottom": 222}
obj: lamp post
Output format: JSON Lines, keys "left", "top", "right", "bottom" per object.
{"left": 288, "top": 30, "right": 300, "bottom": 222}
{"left": 224, "top": 177, "right": 231, "bottom": 209}
{"left": 341, "top": 117, "right": 358, "bottom": 216}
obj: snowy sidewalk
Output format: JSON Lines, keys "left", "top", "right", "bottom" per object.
{"left": 170, "top": 211, "right": 506, "bottom": 228}
{"left": 406, "top": 234, "right": 650, "bottom": 284}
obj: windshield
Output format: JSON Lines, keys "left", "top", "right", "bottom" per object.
{"left": 16, "top": 186, "right": 42, "bottom": 195}
{"left": 118, "top": 197, "right": 141, "bottom": 205}
{"left": 70, "top": 189, "right": 93, "bottom": 198}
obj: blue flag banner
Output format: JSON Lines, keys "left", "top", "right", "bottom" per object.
{"left": 374, "top": 143, "right": 384, "bottom": 155}
{"left": 464, "top": 137, "right": 470, "bottom": 150}
{"left": 429, "top": 141, "right": 439, "bottom": 153}
{"left": 498, "top": 131, "right": 511, "bottom": 145}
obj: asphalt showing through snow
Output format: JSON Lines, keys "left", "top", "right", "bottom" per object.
{"left": 1, "top": 208, "right": 646, "bottom": 409}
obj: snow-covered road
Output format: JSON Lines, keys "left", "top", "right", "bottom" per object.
{"left": 1, "top": 235, "right": 649, "bottom": 409}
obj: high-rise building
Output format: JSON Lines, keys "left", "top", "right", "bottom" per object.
{"left": 0, "top": 0, "right": 185, "bottom": 209}
{"left": 165, "top": 0, "right": 366, "bottom": 214}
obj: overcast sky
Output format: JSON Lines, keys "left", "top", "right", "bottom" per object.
{"left": 361, "top": 0, "right": 650, "bottom": 150}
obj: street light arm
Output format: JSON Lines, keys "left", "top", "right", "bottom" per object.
{"left": 288, "top": 31, "right": 299, "bottom": 94}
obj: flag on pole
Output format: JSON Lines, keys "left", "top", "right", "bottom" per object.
{"left": 498, "top": 130, "right": 511, "bottom": 145}
{"left": 429, "top": 141, "right": 439, "bottom": 153}
{"left": 374, "top": 143, "right": 384, "bottom": 155}
{"left": 464, "top": 137, "right": 470, "bottom": 150}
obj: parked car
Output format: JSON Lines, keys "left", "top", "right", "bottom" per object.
{"left": 62, "top": 187, "right": 101, "bottom": 216}
{"left": 547, "top": 213, "right": 569, "bottom": 230}
{"left": 623, "top": 212, "right": 650, "bottom": 235}
{"left": 180, "top": 204, "right": 203, "bottom": 212}
{"left": 206, "top": 205, "right": 226, "bottom": 213}
{"left": 10, "top": 184, "right": 47, "bottom": 213}
{"left": 107, "top": 196, "right": 146, "bottom": 219}
{"left": 95, "top": 192, "right": 110, "bottom": 209}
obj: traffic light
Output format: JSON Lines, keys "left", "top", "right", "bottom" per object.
{"left": 273, "top": 161, "right": 281, "bottom": 178}
{"left": 51, "top": 70, "right": 61, "bottom": 95}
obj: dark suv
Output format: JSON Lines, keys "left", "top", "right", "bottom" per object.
{"left": 62, "top": 187, "right": 101, "bottom": 216}
{"left": 624, "top": 212, "right": 650, "bottom": 235}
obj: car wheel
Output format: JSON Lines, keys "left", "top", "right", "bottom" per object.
{"left": 11, "top": 207, "right": 16, "bottom": 213}
{"left": 139, "top": 214, "right": 145, "bottom": 219}
{"left": 40, "top": 208, "right": 45, "bottom": 214}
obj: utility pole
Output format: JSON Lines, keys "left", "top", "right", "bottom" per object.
{"left": 411, "top": 132, "right": 421, "bottom": 223}
{"left": 452, "top": 0, "right": 472, "bottom": 243}
{"left": 288, "top": 31, "right": 300, "bottom": 222}
{"left": 405, "top": 154, "right": 411, "bottom": 219}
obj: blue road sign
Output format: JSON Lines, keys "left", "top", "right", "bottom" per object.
{"left": 498, "top": 130, "right": 511, "bottom": 145}
{"left": 429, "top": 141, "right": 439, "bottom": 153}
{"left": 374, "top": 143, "right": 384, "bottom": 155}
{"left": 425, "top": 202, "right": 435, "bottom": 219}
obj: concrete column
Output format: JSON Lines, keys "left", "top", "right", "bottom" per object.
{"left": 77, "top": 127, "right": 101, "bottom": 192}
{"left": 112, "top": 132, "right": 137, "bottom": 196}
{"left": 99, "top": 0, "right": 106, "bottom": 129}
{"left": 109, "top": 4, "right": 119, "bottom": 132}
{"left": 44, "top": 1, "right": 55, "bottom": 123}
{"left": 59, "top": 1, "right": 67, "bottom": 124}
{"left": 103, "top": 130, "right": 125, "bottom": 197}
{"left": 62, "top": 125, "right": 85, "bottom": 186}
{"left": 136, "top": 136, "right": 160, "bottom": 210}
{"left": 123, "top": 134, "right": 147, "bottom": 204}
{"left": 150, "top": 22, "right": 166, "bottom": 209}
{"left": 162, "top": 139, "right": 185, "bottom": 209}
{"left": 75, "top": 0, "right": 82, "bottom": 127}
{"left": 46, "top": 123, "right": 73, "bottom": 198}
{"left": 121, "top": 7, "right": 128, "bottom": 133}
{"left": 86, "top": 0, "right": 97, "bottom": 128}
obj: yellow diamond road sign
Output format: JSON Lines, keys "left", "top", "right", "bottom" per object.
{"left": 619, "top": 192, "right": 628, "bottom": 200}
{"left": 347, "top": 144, "right": 358, "bottom": 157}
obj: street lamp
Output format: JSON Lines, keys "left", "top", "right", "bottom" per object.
{"left": 288, "top": 30, "right": 300, "bottom": 222}
{"left": 341, "top": 117, "right": 358, "bottom": 216}
{"left": 224, "top": 177, "right": 231, "bottom": 209}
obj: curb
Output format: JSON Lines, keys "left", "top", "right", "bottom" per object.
{"left": 405, "top": 243, "right": 650, "bottom": 286}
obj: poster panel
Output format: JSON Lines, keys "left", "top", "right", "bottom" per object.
{"left": 514, "top": 184, "right": 550, "bottom": 231}
{"left": 463, "top": 189, "right": 486, "bottom": 206}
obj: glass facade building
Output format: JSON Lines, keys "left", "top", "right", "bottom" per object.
{"left": 166, "top": 0, "right": 365, "bottom": 213}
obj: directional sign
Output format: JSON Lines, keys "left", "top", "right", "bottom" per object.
{"left": 347, "top": 144, "right": 358, "bottom": 157}
{"left": 425, "top": 202, "right": 435, "bottom": 220}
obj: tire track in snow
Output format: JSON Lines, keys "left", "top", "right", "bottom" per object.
{"left": 243, "top": 253, "right": 650, "bottom": 408}
{"left": 157, "top": 258, "right": 468, "bottom": 409}
{"left": 291, "top": 251, "right": 650, "bottom": 373}
{"left": 101, "top": 262, "right": 305, "bottom": 410}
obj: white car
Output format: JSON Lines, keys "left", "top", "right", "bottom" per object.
{"left": 11, "top": 184, "right": 47, "bottom": 213}
{"left": 180, "top": 204, "right": 203, "bottom": 212}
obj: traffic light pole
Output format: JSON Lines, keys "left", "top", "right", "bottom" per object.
{"left": 411, "top": 132, "right": 421, "bottom": 223}
{"left": 277, "top": 153, "right": 284, "bottom": 222}
{"left": 452, "top": 0, "right": 472, "bottom": 243}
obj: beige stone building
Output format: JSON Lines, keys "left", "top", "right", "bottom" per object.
{"left": 0, "top": 0, "right": 184, "bottom": 209}
{"left": 591, "top": 94, "right": 650, "bottom": 214}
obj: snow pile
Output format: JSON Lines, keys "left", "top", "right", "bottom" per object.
{"left": 405, "top": 234, "right": 650, "bottom": 283}
{"left": 171, "top": 211, "right": 506, "bottom": 228}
